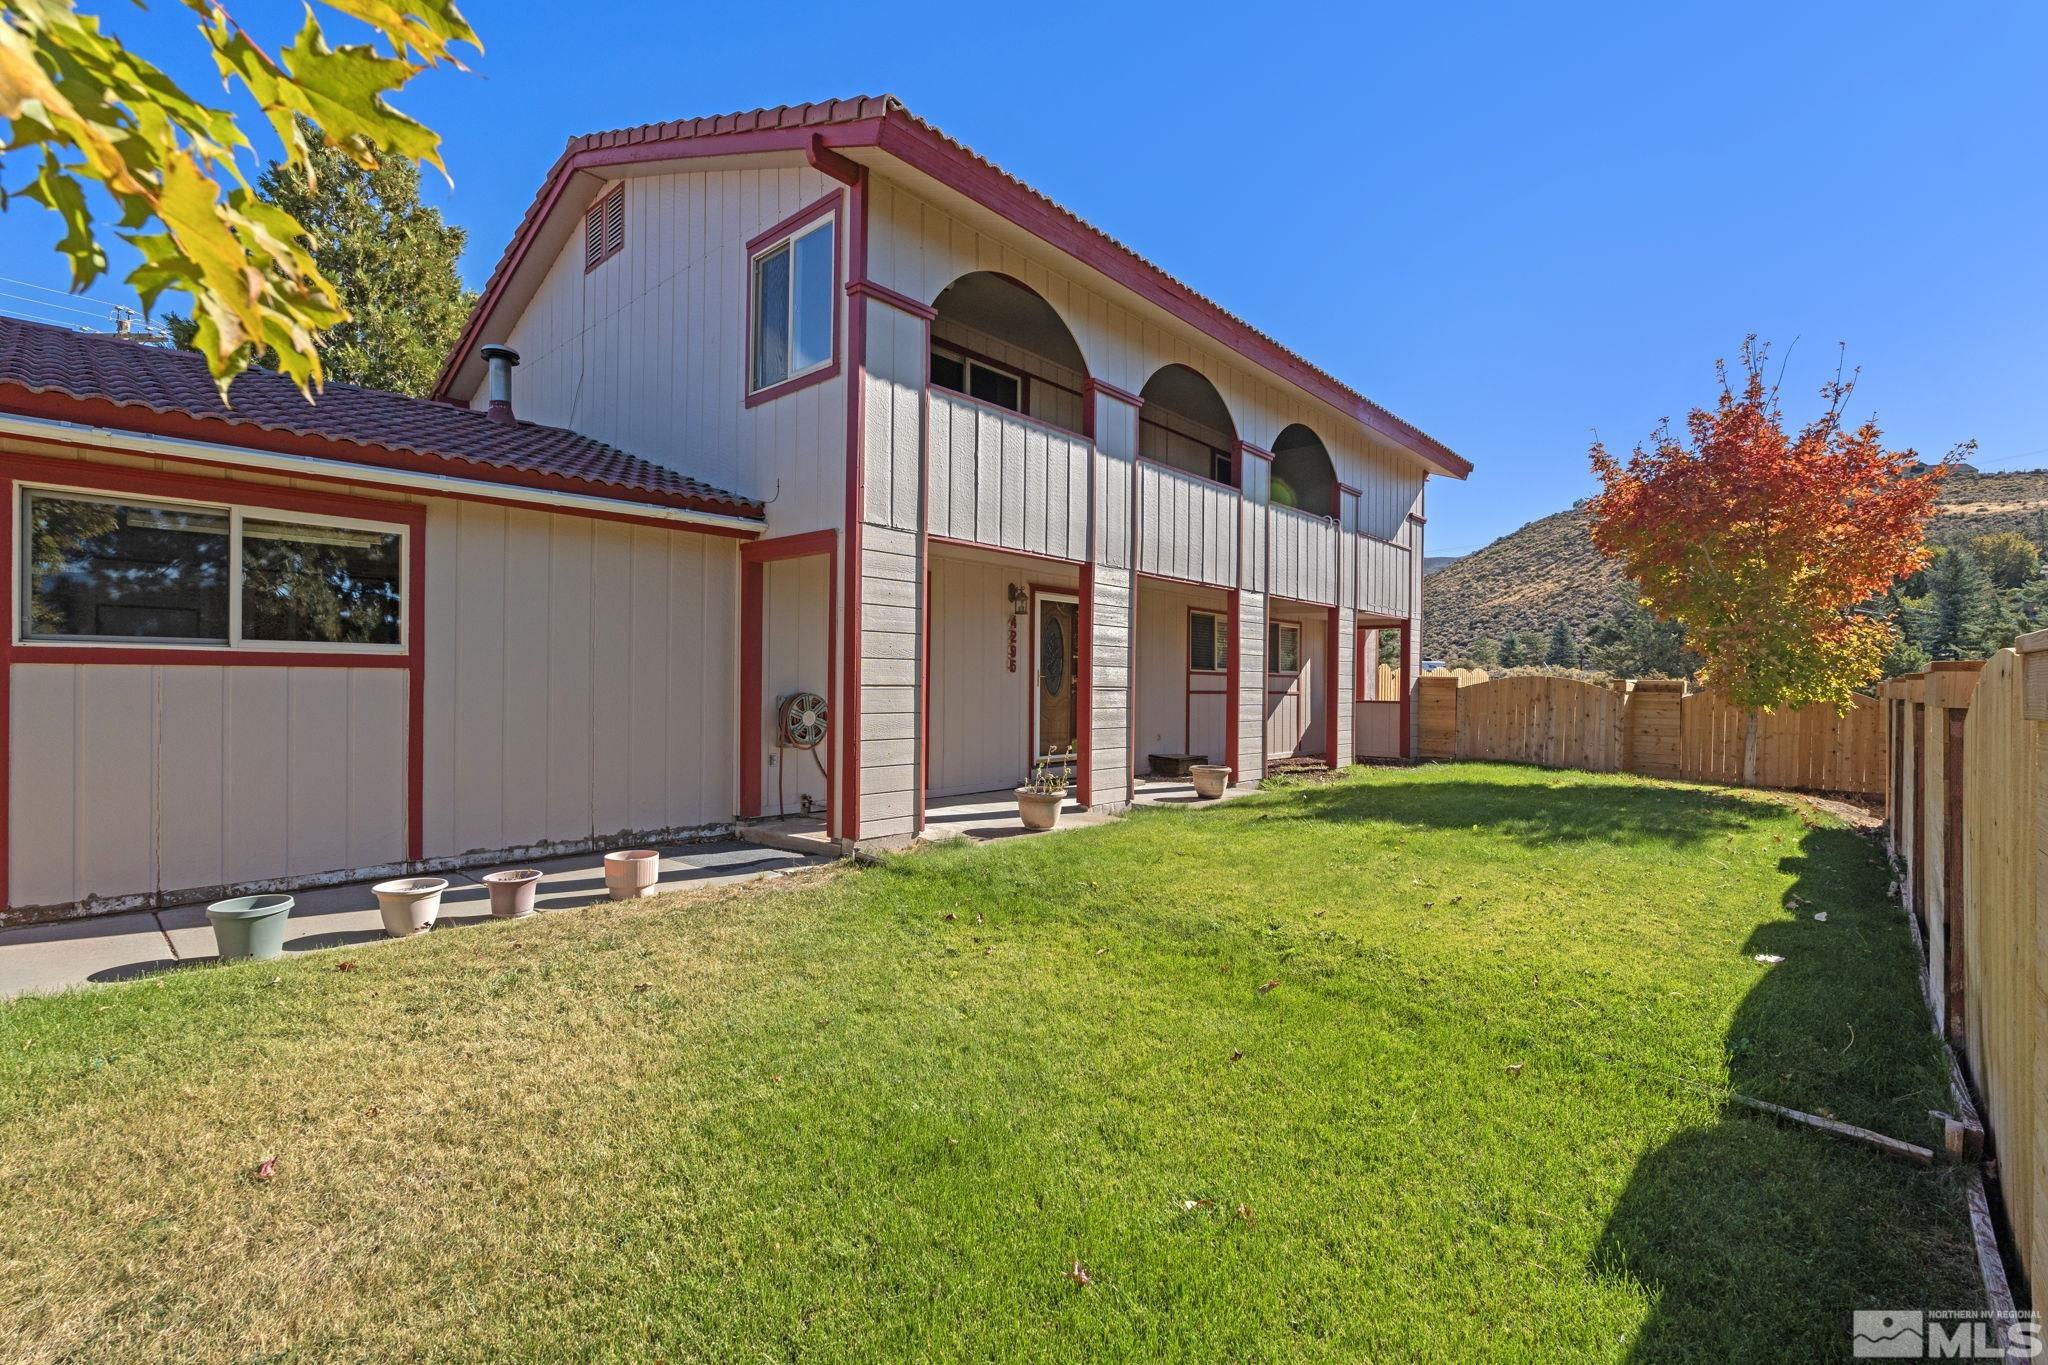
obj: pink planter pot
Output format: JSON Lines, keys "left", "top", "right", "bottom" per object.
{"left": 483, "top": 868, "right": 543, "bottom": 918}
{"left": 603, "top": 849, "right": 661, "bottom": 901}
{"left": 372, "top": 877, "right": 447, "bottom": 938}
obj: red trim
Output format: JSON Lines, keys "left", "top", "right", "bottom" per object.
{"left": 3, "top": 452, "right": 430, "bottom": 895}
{"left": 743, "top": 191, "right": 845, "bottom": 410}
{"left": 848, "top": 279, "right": 937, "bottom": 321}
{"left": 435, "top": 111, "right": 1471, "bottom": 480}
{"left": 1026, "top": 584, "right": 1083, "bottom": 772}
{"left": 1, "top": 387, "right": 763, "bottom": 524}
{"left": 1083, "top": 377, "right": 1145, "bottom": 409}
{"left": 1398, "top": 623, "right": 1414, "bottom": 760}
{"left": 805, "top": 132, "right": 864, "bottom": 187}
{"left": 1236, "top": 440, "right": 1275, "bottom": 463}
{"left": 738, "top": 530, "right": 839, "bottom": 831}
{"left": 839, "top": 173, "right": 869, "bottom": 841}
{"left": 582, "top": 183, "right": 625, "bottom": 274}
{"left": 1337, "top": 482, "right": 1363, "bottom": 498}
{"left": 1077, "top": 564, "right": 1094, "bottom": 805}
{"left": 915, "top": 311, "right": 935, "bottom": 834}
{"left": 1, "top": 485, "right": 10, "bottom": 902}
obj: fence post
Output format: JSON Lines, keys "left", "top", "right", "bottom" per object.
{"left": 1925, "top": 661, "right": 1984, "bottom": 1043}
{"left": 2014, "top": 633, "right": 2048, "bottom": 1285}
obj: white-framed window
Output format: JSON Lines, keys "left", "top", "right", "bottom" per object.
{"left": 1268, "top": 621, "right": 1302, "bottom": 674}
{"left": 1189, "top": 610, "right": 1228, "bottom": 673}
{"left": 929, "top": 346, "right": 1022, "bottom": 412}
{"left": 584, "top": 184, "right": 625, "bottom": 272}
{"left": 1209, "top": 446, "right": 1235, "bottom": 487}
{"left": 18, "top": 486, "right": 407, "bottom": 650}
{"left": 750, "top": 213, "right": 837, "bottom": 393}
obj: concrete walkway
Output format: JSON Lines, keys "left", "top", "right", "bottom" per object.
{"left": 0, "top": 839, "right": 828, "bottom": 1002}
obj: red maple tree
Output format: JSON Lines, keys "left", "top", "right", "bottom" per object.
{"left": 1590, "top": 338, "right": 1954, "bottom": 779}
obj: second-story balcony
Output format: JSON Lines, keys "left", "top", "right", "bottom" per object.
{"left": 926, "top": 386, "right": 1092, "bottom": 561}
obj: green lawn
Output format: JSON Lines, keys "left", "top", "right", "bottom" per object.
{"left": 0, "top": 764, "right": 1979, "bottom": 1361}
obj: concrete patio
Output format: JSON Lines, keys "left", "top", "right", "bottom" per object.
{"left": 0, "top": 839, "right": 828, "bottom": 1001}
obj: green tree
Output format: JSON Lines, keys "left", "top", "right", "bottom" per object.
{"left": 1544, "top": 619, "right": 1581, "bottom": 667}
{"left": 1967, "top": 531, "right": 2040, "bottom": 590}
{"left": 169, "top": 122, "right": 474, "bottom": 396}
{"left": 1, "top": 0, "right": 478, "bottom": 395}
{"left": 1463, "top": 637, "right": 1500, "bottom": 670}
{"left": 1921, "top": 546, "right": 2009, "bottom": 659}
{"left": 1585, "top": 602, "right": 1700, "bottom": 679}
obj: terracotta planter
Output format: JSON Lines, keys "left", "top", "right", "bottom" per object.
{"left": 1190, "top": 764, "right": 1230, "bottom": 800}
{"left": 373, "top": 877, "right": 447, "bottom": 938}
{"left": 483, "top": 868, "right": 543, "bottom": 918}
{"left": 604, "top": 849, "right": 661, "bottom": 901}
{"left": 205, "top": 894, "right": 293, "bottom": 961}
{"left": 1015, "top": 788, "right": 1063, "bottom": 832}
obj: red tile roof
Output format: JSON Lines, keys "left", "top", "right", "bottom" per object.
{"left": 0, "top": 315, "right": 762, "bottom": 518}
{"left": 441, "top": 95, "right": 1471, "bottom": 480}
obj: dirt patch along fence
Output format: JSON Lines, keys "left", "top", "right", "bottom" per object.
{"left": 1415, "top": 672, "right": 1887, "bottom": 797}
{"left": 1883, "top": 652, "right": 2044, "bottom": 1290}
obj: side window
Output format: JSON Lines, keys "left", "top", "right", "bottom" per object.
{"left": 750, "top": 213, "right": 836, "bottom": 394}
{"left": 930, "top": 346, "right": 1023, "bottom": 413}
{"left": 1189, "top": 611, "right": 1227, "bottom": 672}
{"left": 1267, "top": 621, "right": 1301, "bottom": 674}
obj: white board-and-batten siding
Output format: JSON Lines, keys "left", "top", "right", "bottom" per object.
{"left": 1136, "top": 461, "right": 1238, "bottom": 589}
{"left": 470, "top": 165, "right": 849, "bottom": 537}
{"left": 5, "top": 439, "right": 743, "bottom": 911}
{"left": 865, "top": 176, "right": 1429, "bottom": 546}
{"left": 421, "top": 500, "right": 737, "bottom": 860}
{"left": 926, "top": 389, "right": 1090, "bottom": 561}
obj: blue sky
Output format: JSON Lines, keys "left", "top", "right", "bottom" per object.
{"left": 2, "top": 2, "right": 2043, "bottom": 555}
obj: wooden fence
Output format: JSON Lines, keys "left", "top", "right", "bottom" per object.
{"left": 1884, "top": 651, "right": 2045, "bottom": 1287}
{"left": 1416, "top": 672, "right": 1887, "bottom": 797}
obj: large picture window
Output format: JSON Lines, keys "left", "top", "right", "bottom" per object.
{"left": 750, "top": 213, "right": 836, "bottom": 394}
{"left": 21, "top": 489, "right": 405, "bottom": 650}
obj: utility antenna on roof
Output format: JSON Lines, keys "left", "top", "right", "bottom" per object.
{"left": 109, "top": 305, "right": 170, "bottom": 345}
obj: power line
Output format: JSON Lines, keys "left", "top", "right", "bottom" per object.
{"left": 0, "top": 274, "right": 127, "bottom": 312}
{"left": 0, "top": 289, "right": 110, "bottom": 321}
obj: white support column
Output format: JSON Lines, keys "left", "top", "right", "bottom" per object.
{"left": 1235, "top": 443, "right": 1273, "bottom": 783}
{"left": 848, "top": 283, "right": 934, "bottom": 847}
{"left": 1085, "top": 380, "right": 1142, "bottom": 812}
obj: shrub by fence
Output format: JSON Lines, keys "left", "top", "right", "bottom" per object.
{"left": 1883, "top": 652, "right": 2044, "bottom": 1287}
{"left": 1416, "top": 672, "right": 1886, "bottom": 797}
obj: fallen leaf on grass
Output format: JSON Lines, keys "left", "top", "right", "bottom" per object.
{"left": 1812, "top": 912, "right": 1828, "bottom": 923}
{"left": 633, "top": 983, "right": 651, "bottom": 993}
{"left": 335, "top": 962, "right": 358, "bottom": 973}
{"left": 1505, "top": 1063, "right": 1524, "bottom": 1078}
{"left": 1753, "top": 954, "right": 1785, "bottom": 965}
{"left": 1181, "top": 1198, "right": 1214, "bottom": 1211}
{"left": 1257, "top": 979, "right": 1279, "bottom": 995}
{"left": 1236, "top": 1203, "right": 1255, "bottom": 1224}
{"left": 942, "top": 913, "right": 957, "bottom": 922}
{"left": 252, "top": 1157, "right": 277, "bottom": 1182}
{"left": 1065, "top": 1261, "right": 1092, "bottom": 1287}
{"left": 1230, "top": 1050, "right": 1244, "bottom": 1062}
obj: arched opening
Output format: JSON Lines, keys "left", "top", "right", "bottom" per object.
{"left": 1270, "top": 423, "right": 1338, "bottom": 519}
{"left": 1138, "top": 364, "right": 1239, "bottom": 487}
{"left": 929, "top": 272, "right": 1089, "bottom": 436}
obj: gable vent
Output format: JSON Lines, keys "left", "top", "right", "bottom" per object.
{"left": 584, "top": 184, "right": 625, "bottom": 272}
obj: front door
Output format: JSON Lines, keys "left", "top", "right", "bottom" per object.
{"left": 1033, "top": 594, "right": 1080, "bottom": 766}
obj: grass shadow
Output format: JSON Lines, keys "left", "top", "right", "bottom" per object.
{"left": 1591, "top": 820, "right": 1973, "bottom": 1357}
{"left": 1275, "top": 771, "right": 1762, "bottom": 848}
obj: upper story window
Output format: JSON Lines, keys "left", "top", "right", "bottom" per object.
{"left": 21, "top": 488, "right": 405, "bottom": 649}
{"left": 749, "top": 210, "right": 837, "bottom": 396}
{"left": 1189, "top": 610, "right": 1227, "bottom": 673}
{"left": 584, "top": 184, "right": 625, "bottom": 272}
{"left": 1267, "top": 621, "right": 1302, "bottom": 674}
{"left": 930, "top": 345, "right": 1022, "bottom": 412}
{"left": 1209, "top": 447, "right": 1235, "bottom": 487}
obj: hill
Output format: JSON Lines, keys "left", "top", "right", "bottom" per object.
{"left": 1424, "top": 467, "right": 2048, "bottom": 658}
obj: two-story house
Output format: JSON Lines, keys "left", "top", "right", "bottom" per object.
{"left": 0, "top": 96, "right": 1469, "bottom": 916}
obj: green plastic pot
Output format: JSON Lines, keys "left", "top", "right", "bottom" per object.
{"left": 205, "top": 894, "right": 294, "bottom": 961}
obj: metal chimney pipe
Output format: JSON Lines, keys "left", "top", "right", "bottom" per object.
{"left": 480, "top": 343, "right": 521, "bottom": 425}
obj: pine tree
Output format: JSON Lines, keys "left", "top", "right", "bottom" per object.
{"left": 1923, "top": 546, "right": 2003, "bottom": 659}
{"left": 1544, "top": 619, "right": 1581, "bottom": 667}
{"left": 169, "top": 118, "right": 476, "bottom": 397}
